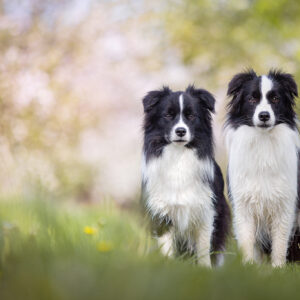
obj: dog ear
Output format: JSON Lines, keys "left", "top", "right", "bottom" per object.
{"left": 227, "top": 69, "right": 257, "bottom": 97}
{"left": 268, "top": 70, "right": 298, "bottom": 103}
{"left": 227, "top": 70, "right": 257, "bottom": 114}
{"left": 186, "top": 85, "right": 215, "bottom": 113}
{"left": 142, "top": 86, "right": 171, "bottom": 113}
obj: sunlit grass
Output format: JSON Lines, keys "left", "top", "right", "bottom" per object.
{"left": 0, "top": 196, "right": 300, "bottom": 300}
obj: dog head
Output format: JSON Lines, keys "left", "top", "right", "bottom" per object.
{"left": 143, "top": 85, "right": 215, "bottom": 147}
{"left": 227, "top": 69, "right": 298, "bottom": 130}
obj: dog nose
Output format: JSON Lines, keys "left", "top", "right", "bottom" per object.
{"left": 258, "top": 111, "right": 270, "bottom": 122}
{"left": 175, "top": 127, "right": 186, "bottom": 137}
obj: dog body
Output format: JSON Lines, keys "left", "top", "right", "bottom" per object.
{"left": 142, "top": 86, "right": 230, "bottom": 267}
{"left": 225, "top": 70, "right": 300, "bottom": 267}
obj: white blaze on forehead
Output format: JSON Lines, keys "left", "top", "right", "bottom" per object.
{"left": 177, "top": 94, "right": 187, "bottom": 128}
{"left": 260, "top": 75, "right": 273, "bottom": 103}
{"left": 169, "top": 93, "right": 191, "bottom": 143}
{"left": 253, "top": 75, "right": 275, "bottom": 127}
{"left": 179, "top": 94, "right": 184, "bottom": 113}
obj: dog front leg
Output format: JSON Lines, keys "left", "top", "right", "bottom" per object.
{"left": 157, "top": 230, "right": 174, "bottom": 257}
{"left": 234, "top": 209, "right": 256, "bottom": 264}
{"left": 271, "top": 210, "right": 295, "bottom": 267}
{"left": 195, "top": 223, "right": 213, "bottom": 268}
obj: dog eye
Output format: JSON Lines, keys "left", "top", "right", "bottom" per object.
{"left": 271, "top": 96, "right": 279, "bottom": 104}
{"left": 187, "top": 114, "right": 195, "bottom": 120}
{"left": 163, "top": 113, "right": 173, "bottom": 120}
{"left": 249, "top": 97, "right": 258, "bottom": 104}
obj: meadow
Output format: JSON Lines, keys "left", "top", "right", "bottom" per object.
{"left": 0, "top": 195, "right": 300, "bottom": 300}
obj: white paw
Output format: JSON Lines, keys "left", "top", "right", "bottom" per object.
{"left": 271, "top": 260, "right": 285, "bottom": 268}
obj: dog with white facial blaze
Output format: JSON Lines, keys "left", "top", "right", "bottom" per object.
{"left": 225, "top": 69, "right": 300, "bottom": 267}
{"left": 141, "top": 86, "right": 230, "bottom": 267}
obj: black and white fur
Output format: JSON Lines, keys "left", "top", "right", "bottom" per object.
{"left": 225, "top": 69, "right": 300, "bottom": 267}
{"left": 141, "top": 86, "right": 230, "bottom": 267}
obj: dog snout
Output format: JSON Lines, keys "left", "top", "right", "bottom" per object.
{"left": 258, "top": 111, "right": 270, "bottom": 122}
{"left": 175, "top": 127, "right": 186, "bottom": 137}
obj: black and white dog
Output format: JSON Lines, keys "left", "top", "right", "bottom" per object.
{"left": 225, "top": 69, "right": 300, "bottom": 267}
{"left": 141, "top": 85, "right": 230, "bottom": 267}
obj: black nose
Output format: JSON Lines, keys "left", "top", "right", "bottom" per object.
{"left": 258, "top": 111, "right": 270, "bottom": 122}
{"left": 175, "top": 127, "right": 186, "bottom": 137}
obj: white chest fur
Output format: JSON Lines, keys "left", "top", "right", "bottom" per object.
{"left": 142, "top": 144, "right": 215, "bottom": 234}
{"left": 226, "top": 124, "right": 300, "bottom": 217}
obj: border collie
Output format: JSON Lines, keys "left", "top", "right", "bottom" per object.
{"left": 225, "top": 69, "right": 300, "bottom": 267}
{"left": 141, "top": 85, "right": 230, "bottom": 267}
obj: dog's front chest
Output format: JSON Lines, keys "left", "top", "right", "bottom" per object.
{"left": 227, "top": 125, "right": 299, "bottom": 206}
{"left": 144, "top": 144, "right": 214, "bottom": 211}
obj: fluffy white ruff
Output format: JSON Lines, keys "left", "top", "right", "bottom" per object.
{"left": 143, "top": 143, "right": 215, "bottom": 234}
{"left": 142, "top": 143, "right": 215, "bottom": 265}
{"left": 226, "top": 124, "right": 300, "bottom": 267}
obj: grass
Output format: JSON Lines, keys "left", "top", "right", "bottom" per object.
{"left": 0, "top": 196, "right": 300, "bottom": 300}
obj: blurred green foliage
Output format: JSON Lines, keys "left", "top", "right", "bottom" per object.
{"left": 165, "top": 0, "right": 300, "bottom": 89}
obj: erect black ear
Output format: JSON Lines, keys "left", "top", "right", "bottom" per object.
{"left": 186, "top": 85, "right": 216, "bottom": 113}
{"left": 227, "top": 69, "right": 257, "bottom": 97}
{"left": 268, "top": 70, "right": 298, "bottom": 102}
{"left": 142, "top": 86, "right": 171, "bottom": 113}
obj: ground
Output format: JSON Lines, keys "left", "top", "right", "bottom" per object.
{"left": 0, "top": 196, "right": 299, "bottom": 300}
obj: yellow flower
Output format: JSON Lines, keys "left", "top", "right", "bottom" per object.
{"left": 84, "top": 226, "right": 97, "bottom": 235}
{"left": 97, "top": 241, "right": 113, "bottom": 252}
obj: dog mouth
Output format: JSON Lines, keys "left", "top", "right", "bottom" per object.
{"left": 173, "top": 139, "right": 187, "bottom": 143}
{"left": 164, "top": 135, "right": 187, "bottom": 144}
{"left": 257, "top": 123, "right": 273, "bottom": 130}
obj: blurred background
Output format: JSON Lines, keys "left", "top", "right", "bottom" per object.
{"left": 0, "top": 0, "right": 300, "bottom": 205}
